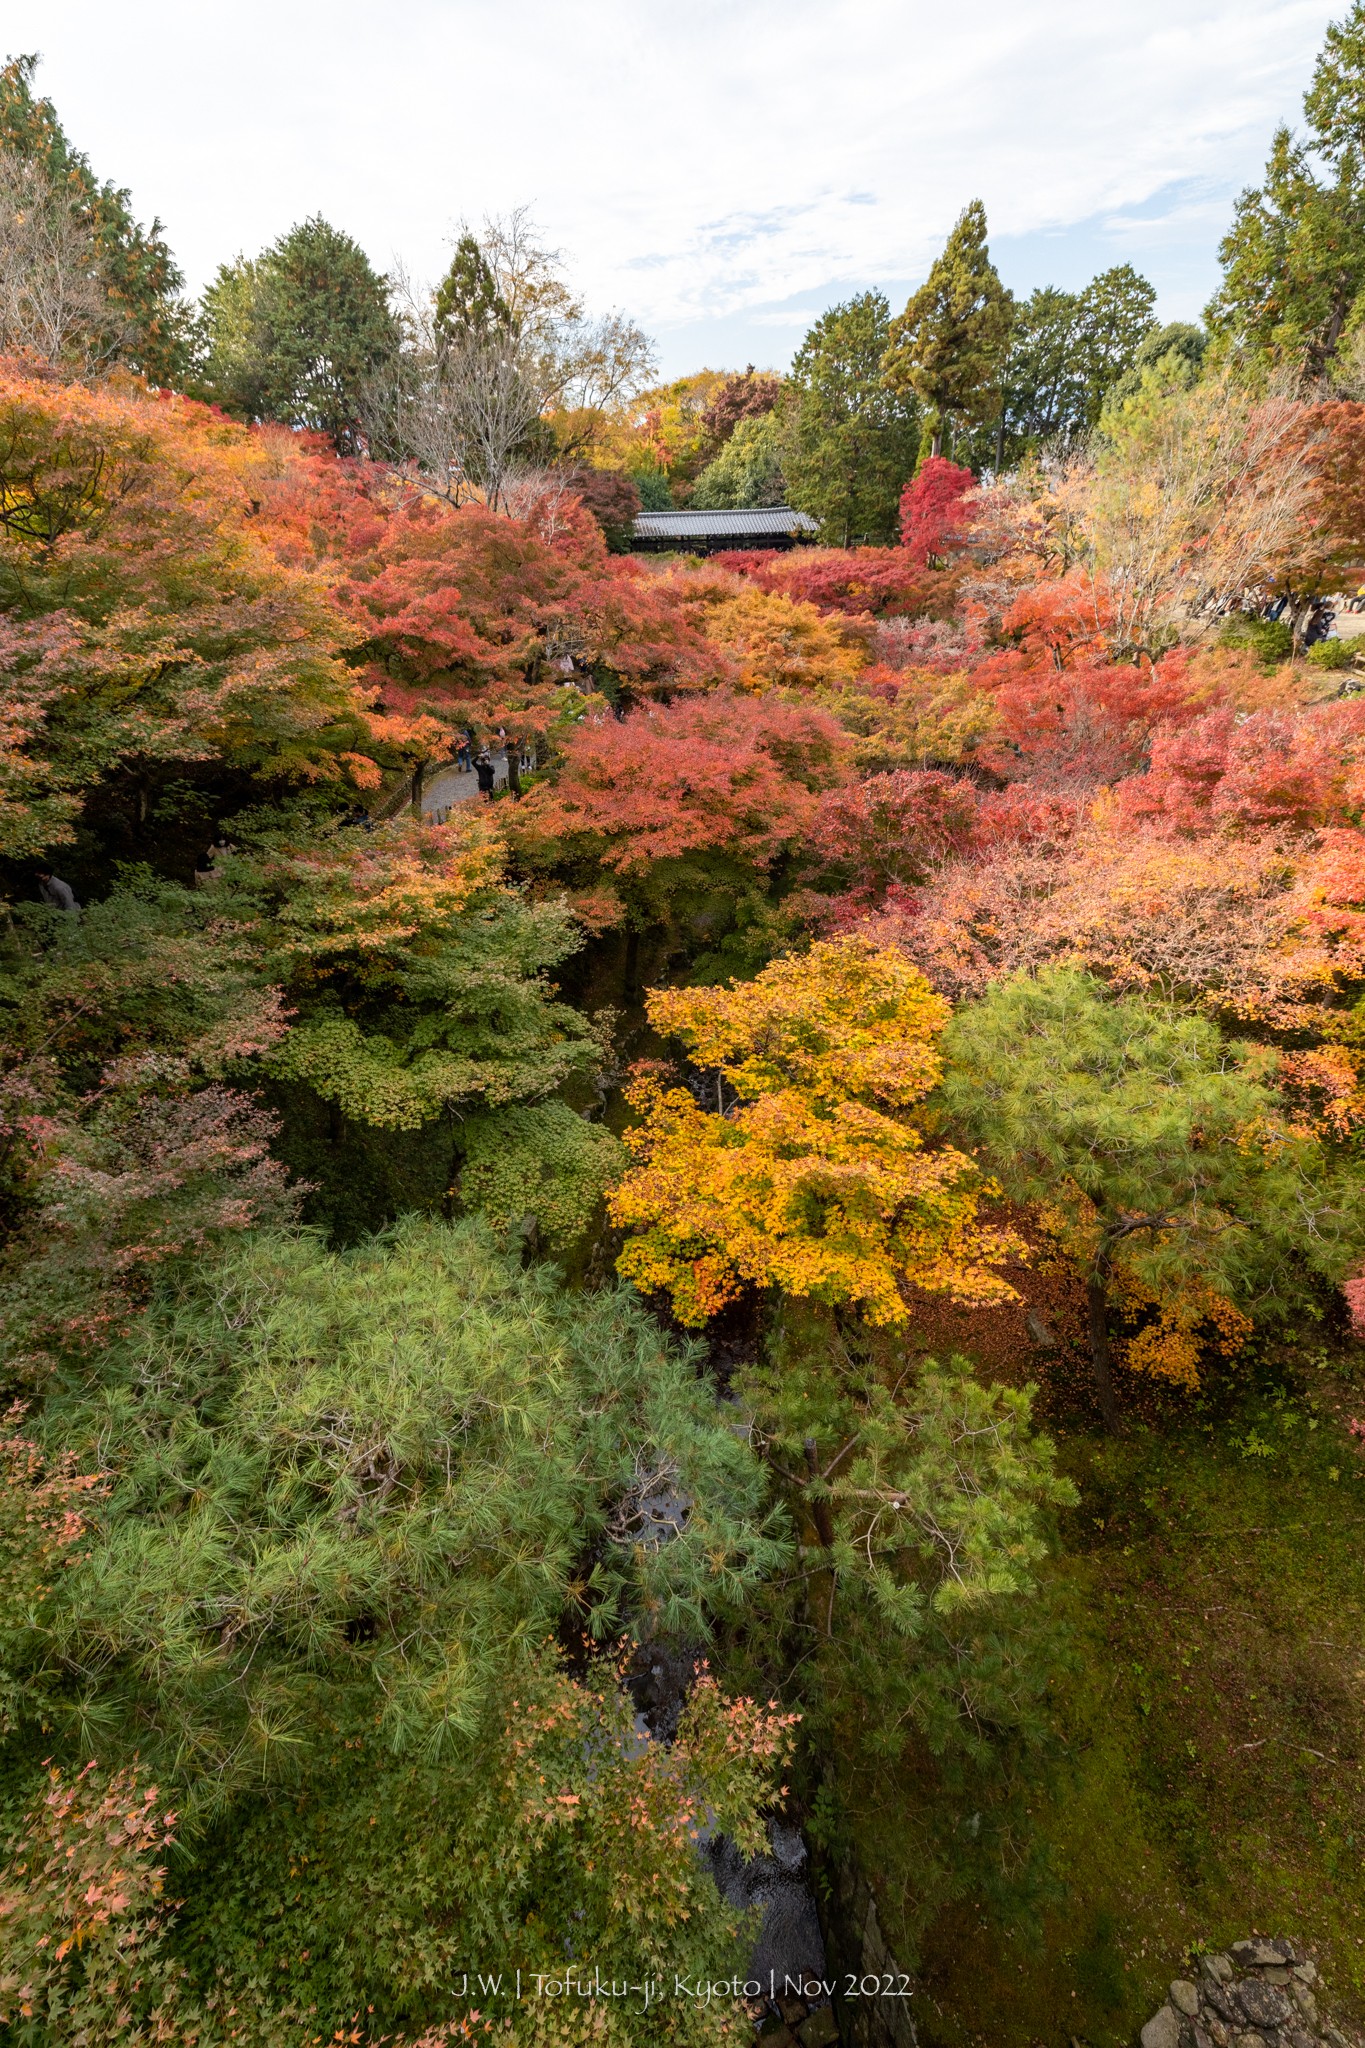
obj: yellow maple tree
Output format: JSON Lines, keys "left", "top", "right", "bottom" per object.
{"left": 670, "top": 574, "right": 869, "bottom": 694}
{"left": 610, "top": 936, "right": 1020, "bottom": 1325}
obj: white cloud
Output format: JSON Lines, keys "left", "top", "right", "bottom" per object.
{"left": 13, "top": 0, "right": 1340, "bottom": 366}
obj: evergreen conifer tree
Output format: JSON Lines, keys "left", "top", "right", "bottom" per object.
{"left": 883, "top": 199, "right": 1013, "bottom": 458}
{"left": 779, "top": 292, "right": 919, "bottom": 542}
{"left": 199, "top": 216, "right": 399, "bottom": 452}
{"left": 1209, "top": 2, "right": 1365, "bottom": 377}
{"left": 0, "top": 53, "right": 189, "bottom": 384}
{"left": 433, "top": 229, "right": 511, "bottom": 343}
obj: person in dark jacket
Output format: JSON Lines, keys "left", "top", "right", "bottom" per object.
{"left": 474, "top": 753, "right": 496, "bottom": 799}
{"left": 36, "top": 871, "right": 79, "bottom": 913}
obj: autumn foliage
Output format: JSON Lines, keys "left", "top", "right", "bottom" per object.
{"left": 511, "top": 692, "right": 851, "bottom": 884}
{"left": 11, "top": 266, "right": 1365, "bottom": 2046}
{"left": 611, "top": 936, "right": 1020, "bottom": 1325}
{"left": 710, "top": 545, "right": 958, "bottom": 619}
{"left": 897, "top": 455, "right": 975, "bottom": 566}
{"left": 0, "top": 367, "right": 409, "bottom": 852}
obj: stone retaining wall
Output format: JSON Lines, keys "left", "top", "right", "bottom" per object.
{"left": 1140, "top": 1937, "right": 1361, "bottom": 2048}
{"left": 813, "top": 1852, "right": 918, "bottom": 2048}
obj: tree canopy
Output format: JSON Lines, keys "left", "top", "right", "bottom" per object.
{"left": 611, "top": 936, "right": 1020, "bottom": 1325}
{"left": 8, "top": 36, "right": 1365, "bottom": 2043}
{"left": 883, "top": 201, "right": 1012, "bottom": 459}
{"left": 1209, "top": 1, "right": 1365, "bottom": 376}
{"left": 198, "top": 216, "right": 400, "bottom": 452}
{"left": 780, "top": 292, "right": 920, "bottom": 542}
{"left": 0, "top": 54, "right": 189, "bottom": 383}
{"left": 939, "top": 967, "right": 1365, "bottom": 1422}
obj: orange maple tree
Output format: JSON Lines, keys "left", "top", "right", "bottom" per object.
{"left": 0, "top": 366, "right": 427, "bottom": 857}
{"left": 257, "top": 467, "right": 726, "bottom": 749}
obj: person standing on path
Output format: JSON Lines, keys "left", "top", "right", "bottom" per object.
{"left": 474, "top": 752, "right": 496, "bottom": 800}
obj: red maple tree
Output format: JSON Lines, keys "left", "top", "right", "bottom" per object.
{"left": 510, "top": 691, "right": 851, "bottom": 877}
{"left": 898, "top": 455, "right": 976, "bottom": 568}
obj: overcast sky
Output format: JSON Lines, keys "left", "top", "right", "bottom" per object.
{"left": 8, "top": 0, "right": 1343, "bottom": 377}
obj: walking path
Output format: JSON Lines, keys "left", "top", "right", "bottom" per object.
{"left": 421, "top": 751, "right": 513, "bottom": 821}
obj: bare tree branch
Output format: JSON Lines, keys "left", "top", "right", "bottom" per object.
{"left": 0, "top": 150, "right": 124, "bottom": 371}
{"left": 366, "top": 221, "right": 655, "bottom": 503}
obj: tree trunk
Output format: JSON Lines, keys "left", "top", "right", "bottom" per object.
{"left": 803, "top": 1438, "right": 837, "bottom": 1551}
{"left": 507, "top": 742, "right": 522, "bottom": 798}
{"left": 930, "top": 427, "right": 943, "bottom": 460}
{"left": 410, "top": 760, "right": 425, "bottom": 820}
{"left": 802, "top": 1438, "right": 838, "bottom": 1640}
{"left": 1306, "top": 275, "right": 1352, "bottom": 380}
{"left": 1085, "top": 1274, "right": 1121, "bottom": 1433}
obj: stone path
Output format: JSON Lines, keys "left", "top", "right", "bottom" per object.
{"left": 420, "top": 751, "right": 514, "bottom": 821}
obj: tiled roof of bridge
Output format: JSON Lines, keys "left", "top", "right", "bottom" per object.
{"left": 632, "top": 506, "right": 820, "bottom": 539}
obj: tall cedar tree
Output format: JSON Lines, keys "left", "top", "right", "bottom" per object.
{"left": 198, "top": 216, "right": 400, "bottom": 452}
{"left": 1209, "top": 2, "right": 1365, "bottom": 376}
{"left": 781, "top": 292, "right": 920, "bottom": 544}
{"left": 1074, "top": 263, "right": 1161, "bottom": 414}
{"left": 0, "top": 54, "right": 188, "bottom": 384}
{"left": 433, "top": 229, "right": 511, "bottom": 342}
{"left": 993, "top": 266, "right": 1157, "bottom": 464}
{"left": 884, "top": 200, "right": 1013, "bottom": 459}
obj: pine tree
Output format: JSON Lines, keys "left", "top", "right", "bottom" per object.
{"left": 433, "top": 229, "right": 511, "bottom": 343}
{"left": 199, "top": 216, "right": 399, "bottom": 452}
{"left": 0, "top": 54, "right": 189, "bottom": 384}
{"left": 883, "top": 200, "right": 1013, "bottom": 458}
{"left": 1, "top": 1217, "right": 792, "bottom": 2042}
{"left": 940, "top": 967, "right": 1365, "bottom": 1426}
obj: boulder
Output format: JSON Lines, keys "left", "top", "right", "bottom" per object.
{"left": 1203, "top": 1982, "right": 1240, "bottom": 2025}
{"left": 1232, "top": 1938, "right": 1299, "bottom": 1968}
{"left": 797, "top": 2008, "right": 839, "bottom": 2048}
{"left": 1236, "top": 1980, "right": 1294, "bottom": 2030}
{"left": 1142, "top": 2007, "right": 1182, "bottom": 2048}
